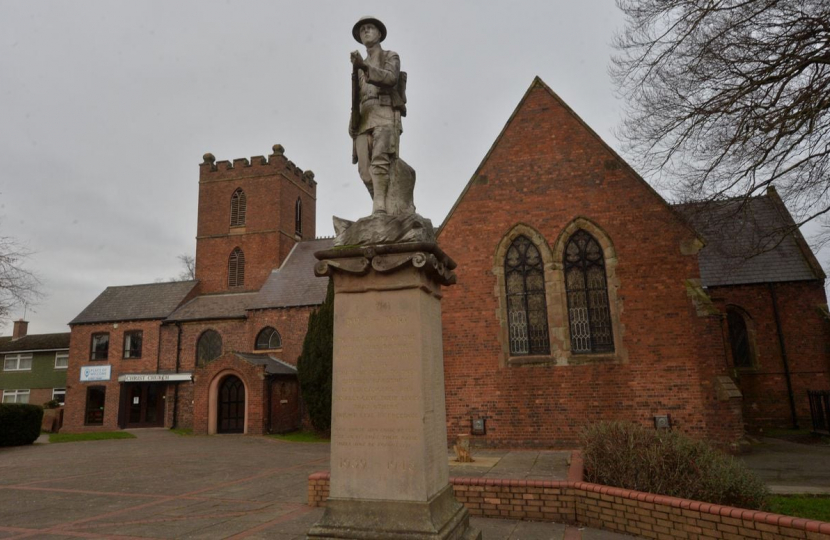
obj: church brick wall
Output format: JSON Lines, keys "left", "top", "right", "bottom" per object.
{"left": 710, "top": 280, "right": 830, "bottom": 431}
{"left": 247, "top": 306, "right": 316, "bottom": 367}
{"left": 438, "top": 81, "right": 741, "bottom": 447}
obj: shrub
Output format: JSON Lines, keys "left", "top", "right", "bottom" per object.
{"left": 297, "top": 278, "right": 333, "bottom": 433}
{"left": 581, "top": 421, "right": 768, "bottom": 510}
{"left": 0, "top": 404, "right": 44, "bottom": 447}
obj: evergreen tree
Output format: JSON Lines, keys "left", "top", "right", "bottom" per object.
{"left": 297, "top": 279, "right": 334, "bottom": 432}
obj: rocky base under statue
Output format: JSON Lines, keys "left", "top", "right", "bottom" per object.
{"left": 333, "top": 212, "right": 435, "bottom": 247}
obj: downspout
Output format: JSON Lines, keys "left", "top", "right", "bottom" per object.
{"left": 172, "top": 322, "right": 182, "bottom": 429}
{"left": 267, "top": 375, "right": 273, "bottom": 434}
{"left": 769, "top": 282, "right": 798, "bottom": 429}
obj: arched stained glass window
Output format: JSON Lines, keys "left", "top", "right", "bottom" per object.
{"left": 197, "top": 330, "right": 222, "bottom": 367}
{"left": 564, "top": 230, "right": 613, "bottom": 354}
{"left": 230, "top": 189, "right": 247, "bottom": 227}
{"left": 228, "top": 248, "right": 245, "bottom": 288}
{"left": 727, "top": 308, "right": 752, "bottom": 368}
{"left": 255, "top": 327, "right": 282, "bottom": 350}
{"left": 505, "top": 235, "right": 550, "bottom": 355}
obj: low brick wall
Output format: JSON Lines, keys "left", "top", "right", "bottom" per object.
{"left": 307, "top": 473, "right": 830, "bottom": 539}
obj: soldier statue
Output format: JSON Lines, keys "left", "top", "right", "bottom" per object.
{"left": 349, "top": 16, "right": 409, "bottom": 216}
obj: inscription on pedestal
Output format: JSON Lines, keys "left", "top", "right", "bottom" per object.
{"left": 330, "top": 291, "right": 448, "bottom": 502}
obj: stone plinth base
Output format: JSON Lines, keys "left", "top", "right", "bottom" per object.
{"left": 309, "top": 243, "right": 478, "bottom": 540}
{"left": 307, "top": 484, "right": 480, "bottom": 540}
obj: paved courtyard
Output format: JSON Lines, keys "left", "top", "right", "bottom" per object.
{"left": 0, "top": 429, "right": 633, "bottom": 540}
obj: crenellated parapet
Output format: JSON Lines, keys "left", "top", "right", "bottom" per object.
{"left": 199, "top": 144, "right": 317, "bottom": 190}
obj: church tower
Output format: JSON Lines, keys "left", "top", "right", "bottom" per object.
{"left": 194, "top": 144, "right": 317, "bottom": 294}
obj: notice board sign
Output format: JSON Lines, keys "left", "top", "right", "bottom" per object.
{"left": 80, "top": 365, "right": 112, "bottom": 382}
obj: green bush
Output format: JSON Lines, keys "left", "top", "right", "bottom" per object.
{"left": 581, "top": 421, "right": 768, "bottom": 510}
{"left": 298, "top": 279, "right": 333, "bottom": 433}
{"left": 0, "top": 404, "right": 44, "bottom": 447}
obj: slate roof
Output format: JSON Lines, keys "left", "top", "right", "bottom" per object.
{"left": 674, "top": 193, "right": 823, "bottom": 287}
{"left": 165, "top": 292, "right": 257, "bottom": 322}
{"left": 233, "top": 352, "right": 298, "bottom": 375}
{"left": 70, "top": 281, "right": 198, "bottom": 325}
{"left": 249, "top": 237, "right": 334, "bottom": 310}
{"left": 0, "top": 333, "right": 70, "bottom": 352}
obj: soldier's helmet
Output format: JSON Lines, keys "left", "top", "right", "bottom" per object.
{"left": 352, "top": 16, "right": 387, "bottom": 43}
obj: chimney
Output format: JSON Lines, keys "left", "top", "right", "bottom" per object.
{"left": 12, "top": 320, "right": 28, "bottom": 340}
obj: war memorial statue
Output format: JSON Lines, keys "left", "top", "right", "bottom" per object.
{"left": 333, "top": 16, "right": 435, "bottom": 247}
{"left": 307, "top": 16, "right": 480, "bottom": 540}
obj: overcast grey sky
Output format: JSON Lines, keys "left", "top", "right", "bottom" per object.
{"left": 1, "top": 1, "right": 825, "bottom": 336}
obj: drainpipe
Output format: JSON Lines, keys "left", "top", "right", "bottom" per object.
{"left": 172, "top": 322, "right": 182, "bottom": 429}
{"left": 769, "top": 283, "right": 798, "bottom": 429}
{"left": 266, "top": 375, "right": 273, "bottom": 434}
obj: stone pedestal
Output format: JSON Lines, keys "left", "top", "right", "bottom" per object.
{"left": 308, "top": 243, "right": 480, "bottom": 540}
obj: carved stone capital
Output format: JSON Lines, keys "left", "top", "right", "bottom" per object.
{"left": 315, "top": 242, "right": 456, "bottom": 286}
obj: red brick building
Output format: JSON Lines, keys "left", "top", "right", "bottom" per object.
{"left": 63, "top": 79, "right": 830, "bottom": 446}
{"left": 64, "top": 145, "right": 329, "bottom": 435}
{"left": 437, "top": 78, "right": 829, "bottom": 447}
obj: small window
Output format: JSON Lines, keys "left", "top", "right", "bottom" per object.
{"left": 4, "top": 353, "right": 33, "bottom": 371}
{"left": 52, "top": 388, "right": 66, "bottom": 406}
{"left": 727, "top": 307, "right": 753, "bottom": 368}
{"left": 91, "top": 333, "right": 109, "bottom": 360}
{"left": 228, "top": 248, "right": 245, "bottom": 288}
{"left": 255, "top": 327, "right": 282, "bottom": 350}
{"left": 55, "top": 352, "right": 69, "bottom": 369}
{"left": 295, "top": 197, "right": 303, "bottom": 236}
{"left": 3, "top": 389, "right": 30, "bottom": 403}
{"left": 85, "top": 386, "right": 106, "bottom": 425}
{"left": 123, "top": 331, "right": 143, "bottom": 359}
{"left": 197, "top": 330, "right": 223, "bottom": 367}
{"left": 230, "top": 188, "right": 247, "bottom": 227}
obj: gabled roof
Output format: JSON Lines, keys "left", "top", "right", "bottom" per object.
{"left": 674, "top": 191, "right": 824, "bottom": 287}
{"left": 437, "top": 76, "right": 700, "bottom": 242}
{"left": 0, "top": 333, "right": 70, "bottom": 353}
{"left": 70, "top": 281, "right": 198, "bottom": 325}
{"left": 233, "top": 352, "right": 297, "bottom": 375}
{"left": 248, "top": 237, "right": 334, "bottom": 310}
{"left": 166, "top": 292, "right": 257, "bottom": 322}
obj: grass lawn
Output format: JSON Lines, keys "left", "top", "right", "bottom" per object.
{"left": 49, "top": 432, "right": 137, "bottom": 444}
{"left": 769, "top": 496, "right": 830, "bottom": 522}
{"left": 170, "top": 428, "right": 193, "bottom": 436}
{"left": 269, "top": 430, "right": 329, "bottom": 443}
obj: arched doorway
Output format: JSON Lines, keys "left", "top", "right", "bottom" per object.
{"left": 218, "top": 375, "right": 245, "bottom": 433}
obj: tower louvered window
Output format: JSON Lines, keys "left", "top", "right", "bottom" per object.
{"left": 505, "top": 235, "right": 550, "bottom": 356}
{"left": 228, "top": 247, "right": 245, "bottom": 288}
{"left": 564, "top": 230, "right": 613, "bottom": 354}
{"left": 230, "top": 188, "right": 246, "bottom": 227}
{"left": 295, "top": 197, "right": 303, "bottom": 236}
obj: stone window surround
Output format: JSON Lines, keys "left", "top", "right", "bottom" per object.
{"left": 493, "top": 219, "right": 627, "bottom": 368}
{"left": 725, "top": 305, "right": 758, "bottom": 372}
{"left": 3, "top": 352, "right": 33, "bottom": 371}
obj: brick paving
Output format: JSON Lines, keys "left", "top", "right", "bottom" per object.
{"left": 0, "top": 430, "right": 634, "bottom": 539}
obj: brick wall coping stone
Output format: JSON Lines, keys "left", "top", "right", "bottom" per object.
{"left": 307, "top": 470, "right": 830, "bottom": 536}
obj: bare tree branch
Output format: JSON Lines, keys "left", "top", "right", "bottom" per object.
{"left": 0, "top": 234, "right": 43, "bottom": 325}
{"left": 613, "top": 0, "right": 830, "bottom": 254}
